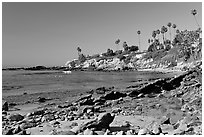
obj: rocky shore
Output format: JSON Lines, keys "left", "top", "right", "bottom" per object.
{"left": 2, "top": 62, "right": 202, "bottom": 135}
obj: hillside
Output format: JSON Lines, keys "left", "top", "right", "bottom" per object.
{"left": 65, "top": 29, "right": 202, "bottom": 72}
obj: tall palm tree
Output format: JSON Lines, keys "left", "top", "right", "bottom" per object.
{"left": 77, "top": 47, "right": 82, "bottom": 56}
{"left": 115, "top": 39, "right": 120, "bottom": 51}
{"left": 167, "top": 22, "right": 172, "bottom": 42}
{"left": 191, "top": 9, "right": 200, "bottom": 28}
{"left": 161, "top": 26, "right": 166, "bottom": 44}
{"left": 137, "top": 30, "right": 141, "bottom": 49}
{"left": 172, "top": 24, "right": 177, "bottom": 38}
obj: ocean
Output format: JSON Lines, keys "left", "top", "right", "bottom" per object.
{"left": 2, "top": 70, "right": 175, "bottom": 97}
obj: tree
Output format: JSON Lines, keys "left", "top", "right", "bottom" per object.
{"left": 129, "top": 45, "right": 139, "bottom": 52}
{"left": 77, "top": 47, "right": 82, "bottom": 56}
{"left": 172, "top": 24, "right": 177, "bottom": 38}
{"left": 152, "top": 31, "right": 157, "bottom": 41}
{"left": 176, "top": 29, "right": 180, "bottom": 34}
{"left": 156, "top": 29, "right": 160, "bottom": 40}
{"left": 161, "top": 26, "right": 165, "bottom": 44}
{"left": 191, "top": 9, "right": 200, "bottom": 28}
{"left": 148, "top": 39, "right": 151, "bottom": 44}
{"left": 123, "top": 41, "right": 128, "bottom": 51}
{"left": 137, "top": 30, "right": 141, "bottom": 50}
{"left": 115, "top": 39, "right": 120, "bottom": 51}
{"left": 167, "top": 22, "right": 172, "bottom": 42}
{"left": 106, "top": 48, "right": 114, "bottom": 56}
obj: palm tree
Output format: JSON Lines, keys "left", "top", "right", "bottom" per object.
{"left": 156, "top": 29, "right": 160, "bottom": 40}
{"left": 77, "top": 47, "right": 82, "bottom": 56}
{"left": 152, "top": 31, "right": 157, "bottom": 41}
{"left": 137, "top": 30, "right": 141, "bottom": 49}
{"left": 172, "top": 24, "right": 177, "bottom": 38}
{"left": 115, "top": 39, "right": 120, "bottom": 51}
{"left": 167, "top": 22, "right": 172, "bottom": 42}
{"left": 148, "top": 39, "right": 151, "bottom": 44}
{"left": 191, "top": 9, "right": 200, "bottom": 28}
{"left": 176, "top": 29, "right": 180, "bottom": 34}
{"left": 161, "top": 26, "right": 166, "bottom": 44}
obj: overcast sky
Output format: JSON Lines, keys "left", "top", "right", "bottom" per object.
{"left": 2, "top": 2, "right": 202, "bottom": 67}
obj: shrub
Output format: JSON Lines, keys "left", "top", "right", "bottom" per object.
{"left": 78, "top": 54, "right": 86, "bottom": 63}
{"left": 117, "top": 54, "right": 126, "bottom": 61}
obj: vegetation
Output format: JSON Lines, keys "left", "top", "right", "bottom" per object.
{"left": 68, "top": 9, "right": 201, "bottom": 69}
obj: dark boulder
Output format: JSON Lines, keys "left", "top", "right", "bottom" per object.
{"left": 2, "top": 101, "right": 9, "bottom": 111}
{"left": 79, "top": 113, "right": 115, "bottom": 131}
{"left": 103, "top": 91, "right": 127, "bottom": 100}
{"left": 8, "top": 113, "right": 24, "bottom": 121}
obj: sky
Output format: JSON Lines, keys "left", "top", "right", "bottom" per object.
{"left": 2, "top": 2, "right": 202, "bottom": 67}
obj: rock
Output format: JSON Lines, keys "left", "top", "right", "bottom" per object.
{"left": 104, "top": 129, "right": 111, "bottom": 135}
{"left": 138, "top": 128, "right": 149, "bottom": 135}
{"left": 97, "top": 113, "right": 115, "bottom": 128}
{"left": 121, "top": 121, "right": 131, "bottom": 127}
{"left": 8, "top": 113, "right": 24, "bottom": 121}
{"left": 94, "top": 130, "right": 105, "bottom": 135}
{"left": 32, "top": 109, "right": 45, "bottom": 116}
{"left": 93, "top": 97, "right": 106, "bottom": 105}
{"left": 152, "top": 125, "right": 161, "bottom": 135}
{"left": 2, "top": 101, "right": 9, "bottom": 111}
{"left": 20, "top": 122, "right": 36, "bottom": 129}
{"left": 111, "top": 107, "right": 122, "bottom": 113}
{"left": 71, "top": 122, "right": 78, "bottom": 127}
{"left": 4, "top": 128, "right": 14, "bottom": 135}
{"left": 77, "top": 94, "right": 92, "bottom": 102}
{"left": 12, "top": 125, "right": 22, "bottom": 134}
{"left": 116, "top": 131, "right": 125, "bottom": 135}
{"left": 160, "top": 124, "right": 174, "bottom": 134}
{"left": 82, "top": 106, "right": 94, "bottom": 114}
{"left": 103, "top": 91, "right": 126, "bottom": 100}
{"left": 146, "top": 121, "right": 161, "bottom": 135}
{"left": 70, "top": 125, "right": 81, "bottom": 134}
{"left": 193, "top": 125, "right": 202, "bottom": 135}
{"left": 79, "top": 98, "right": 95, "bottom": 106}
{"left": 26, "top": 112, "right": 32, "bottom": 117}
{"left": 50, "top": 120, "right": 60, "bottom": 125}
{"left": 83, "top": 128, "right": 94, "bottom": 135}
{"left": 160, "top": 116, "right": 171, "bottom": 125}
{"left": 172, "top": 123, "right": 188, "bottom": 135}
{"left": 37, "top": 96, "right": 46, "bottom": 102}
{"left": 51, "top": 130, "right": 76, "bottom": 135}
{"left": 126, "top": 129, "right": 134, "bottom": 135}
{"left": 78, "top": 132, "right": 84, "bottom": 135}
{"left": 128, "top": 79, "right": 167, "bottom": 97}
{"left": 79, "top": 113, "right": 115, "bottom": 131}
{"left": 17, "top": 130, "right": 29, "bottom": 135}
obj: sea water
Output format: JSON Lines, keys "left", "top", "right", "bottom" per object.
{"left": 2, "top": 70, "right": 174, "bottom": 97}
